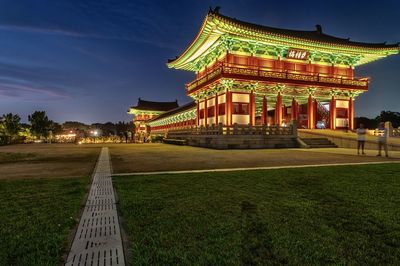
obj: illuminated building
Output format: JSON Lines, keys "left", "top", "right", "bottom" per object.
{"left": 133, "top": 9, "right": 399, "bottom": 133}
{"left": 128, "top": 98, "right": 178, "bottom": 134}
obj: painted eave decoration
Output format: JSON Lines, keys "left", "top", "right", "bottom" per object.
{"left": 167, "top": 8, "right": 399, "bottom": 71}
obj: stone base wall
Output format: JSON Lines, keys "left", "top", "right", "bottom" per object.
{"left": 167, "top": 134, "right": 299, "bottom": 149}
{"left": 298, "top": 131, "right": 400, "bottom": 151}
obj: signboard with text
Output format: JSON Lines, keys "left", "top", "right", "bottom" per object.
{"left": 286, "top": 49, "right": 309, "bottom": 60}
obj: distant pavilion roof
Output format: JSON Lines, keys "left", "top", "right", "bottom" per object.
{"left": 167, "top": 8, "right": 399, "bottom": 70}
{"left": 128, "top": 98, "right": 179, "bottom": 114}
{"left": 148, "top": 101, "right": 197, "bottom": 122}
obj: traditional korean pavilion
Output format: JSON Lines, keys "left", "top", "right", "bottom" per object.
{"left": 143, "top": 8, "right": 399, "bottom": 133}
{"left": 128, "top": 98, "right": 178, "bottom": 134}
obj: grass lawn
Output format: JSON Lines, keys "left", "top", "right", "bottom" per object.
{"left": 0, "top": 144, "right": 101, "bottom": 264}
{"left": 109, "top": 143, "right": 398, "bottom": 174}
{"left": 0, "top": 176, "right": 89, "bottom": 265}
{"left": 114, "top": 163, "right": 400, "bottom": 265}
{"left": 0, "top": 144, "right": 101, "bottom": 179}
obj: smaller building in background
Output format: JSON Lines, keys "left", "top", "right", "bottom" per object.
{"left": 127, "top": 98, "right": 179, "bottom": 136}
{"left": 148, "top": 101, "right": 197, "bottom": 135}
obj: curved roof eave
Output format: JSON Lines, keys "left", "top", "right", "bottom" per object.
{"left": 167, "top": 10, "right": 400, "bottom": 70}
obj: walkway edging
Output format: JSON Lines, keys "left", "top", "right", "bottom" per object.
{"left": 66, "top": 147, "right": 125, "bottom": 266}
{"left": 112, "top": 160, "right": 400, "bottom": 176}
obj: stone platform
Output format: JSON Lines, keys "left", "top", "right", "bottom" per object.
{"left": 165, "top": 124, "right": 298, "bottom": 149}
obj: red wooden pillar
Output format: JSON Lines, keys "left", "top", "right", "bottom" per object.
{"left": 215, "top": 95, "right": 219, "bottom": 125}
{"left": 275, "top": 57, "right": 282, "bottom": 70}
{"left": 283, "top": 106, "right": 287, "bottom": 122}
{"left": 226, "top": 91, "right": 232, "bottom": 126}
{"left": 262, "top": 96, "right": 267, "bottom": 125}
{"left": 275, "top": 92, "right": 282, "bottom": 126}
{"left": 291, "top": 98, "right": 297, "bottom": 121}
{"left": 330, "top": 64, "right": 335, "bottom": 76}
{"left": 250, "top": 91, "right": 256, "bottom": 126}
{"left": 349, "top": 97, "right": 354, "bottom": 130}
{"left": 307, "top": 94, "right": 314, "bottom": 129}
{"left": 329, "top": 96, "right": 336, "bottom": 129}
{"left": 313, "top": 99, "right": 318, "bottom": 128}
{"left": 274, "top": 96, "right": 277, "bottom": 125}
{"left": 196, "top": 101, "right": 200, "bottom": 126}
{"left": 307, "top": 61, "right": 312, "bottom": 72}
{"left": 204, "top": 98, "right": 208, "bottom": 127}
{"left": 349, "top": 66, "right": 354, "bottom": 78}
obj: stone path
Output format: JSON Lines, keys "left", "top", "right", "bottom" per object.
{"left": 112, "top": 160, "right": 400, "bottom": 176}
{"left": 66, "top": 147, "right": 125, "bottom": 266}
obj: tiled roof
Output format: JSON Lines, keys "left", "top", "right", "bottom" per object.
{"left": 149, "top": 101, "right": 196, "bottom": 121}
{"left": 130, "top": 98, "right": 179, "bottom": 112}
{"left": 210, "top": 10, "right": 399, "bottom": 49}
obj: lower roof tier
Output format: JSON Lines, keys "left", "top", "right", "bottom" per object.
{"left": 187, "top": 67, "right": 367, "bottom": 100}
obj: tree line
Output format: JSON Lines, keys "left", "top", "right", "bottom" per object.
{"left": 0, "top": 111, "right": 56, "bottom": 145}
{"left": 0, "top": 111, "right": 134, "bottom": 145}
{"left": 1, "top": 110, "right": 399, "bottom": 145}
{"left": 355, "top": 111, "right": 400, "bottom": 129}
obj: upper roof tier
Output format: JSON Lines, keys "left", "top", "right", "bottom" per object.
{"left": 128, "top": 98, "right": 179, "bottom": 114}
{"left": 167, "top": 9, "right": 399, "bottom": 71}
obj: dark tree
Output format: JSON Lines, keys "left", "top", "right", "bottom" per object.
{"left": 376, "top": 111, "right": 400, "bottom": 128}
{"left": 0, "top": 113, "right": 21, "bottom": 143}
{"left": 115, "top": 121, "right": 129, "bottom": 135}
{"left": 50, "top": 122, "right": 63, "bottom": 135}
{"left": 91, "top": 122, "right": 116, "bottom": 136}
{"left": 28, "top": 111, "right": 53, "bottom": 139}
{"left": 102, "top": 122, "right": 116, "bottom": 136}
{"left": 62, "top": 121, "right": 88, "bottom": 131}
{"left": 354, "top": 117, "right": 378, "bottom": 129}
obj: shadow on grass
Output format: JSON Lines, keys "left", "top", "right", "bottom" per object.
{"left": 240, "top": 201, "right": 288, "bottom": 265}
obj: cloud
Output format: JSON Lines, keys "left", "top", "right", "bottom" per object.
{"left": 0, "top": 24, "right": 87, "bottom": 37}
{"left": 0, "top": 22, "right": 175, "bottom": 49}
{"left": 0, "top": 61, "right": 75, "bottom": 102}
{"left": 0, "top": 82, "right": 71, "bottom": 102}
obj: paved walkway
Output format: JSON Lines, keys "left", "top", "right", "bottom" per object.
{"left": 66, "top": 147, "right": 125, "bottom": 266}
{"left": 112, "top": 160, "right": 399, "bottom": 176}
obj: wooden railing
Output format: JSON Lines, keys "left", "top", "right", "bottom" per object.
{"left": 167, "top": 123, "right": 295, "bottom": 136}
{"left": 186, "top": 63, "right": 369, "bottom": 92}
{"left": 393, "top": 128, "right": 400, "bottom": 137}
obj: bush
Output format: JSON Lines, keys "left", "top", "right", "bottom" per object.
{"left": 151, "top": 135, "right": 164, "bottom": 143}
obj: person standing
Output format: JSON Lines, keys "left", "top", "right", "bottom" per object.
{"left": 375, "top": 122, "right": 389, "bottom": 157}
{"left": 356, "top": 123, "right": 366, "bottom": 155}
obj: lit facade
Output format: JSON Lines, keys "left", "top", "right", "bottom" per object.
{"left": 128, "top": 98, "right": 179, "bottom": 134}
{"left": 144, "top": 9, "right": 399, "bottom": 133}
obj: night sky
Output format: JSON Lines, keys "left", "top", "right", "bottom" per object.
{"left": 0, "top": 0, "right": 399, "bottom": 124}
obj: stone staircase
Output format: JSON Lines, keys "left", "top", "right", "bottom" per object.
{"left": 300, "top": 138, "right": 337, "bottom": 148}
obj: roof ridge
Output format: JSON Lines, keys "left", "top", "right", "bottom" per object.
{"left": 208, "top": 9, "right": 400, "bottom": 48}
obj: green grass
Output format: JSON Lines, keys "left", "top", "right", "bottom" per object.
{"left": 0, "top": 177, "right": 89, "bottom": 265}
{"left": 114, "top": 164, "right": 400, "bottom": 265}
{"left": 0, "top": 151, "right": 97, "bottom": 164}
{"left": 0, "top": 152, "right": 37, "bottom": 163}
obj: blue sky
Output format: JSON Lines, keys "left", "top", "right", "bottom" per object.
{"left": 0, "top": 0, "right": 399, "bottom": 123}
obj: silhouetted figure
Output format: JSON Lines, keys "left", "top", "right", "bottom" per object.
{"left": 375, "top": 122, "right": 388, "bottom": 157}
{"left": 356, "top": 123, "right": 366, "bottom": 155}
{"left": 344, "top": 120, "right": 349, "bottom": 133}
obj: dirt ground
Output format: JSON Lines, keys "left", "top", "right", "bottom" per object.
{"left": 0, "top": 144, "right": 101, "bottom": 179}
{"left": 109, "top": 143, "right": 400, "bottom": 173}
{"left": 2, "top": 143, "right": 398, "bottom": 178}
